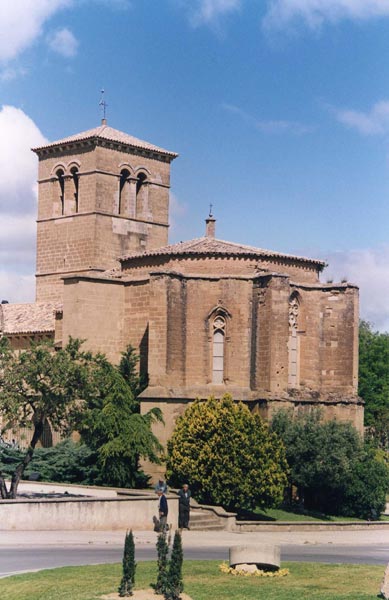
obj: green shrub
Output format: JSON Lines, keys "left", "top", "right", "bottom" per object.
{"left": 118, "top": 530, "right": 136, "bottom": 597}
{"left": 167, "top": 395, "right": 288, "bottom": 512}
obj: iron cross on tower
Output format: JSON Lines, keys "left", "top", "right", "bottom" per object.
{"left": 99, "top": 89, "right": 108, "bottom": 124}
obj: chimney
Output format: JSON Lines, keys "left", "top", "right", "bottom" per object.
{"left": 205, "top": 209, "right": 216, "bottom": 238}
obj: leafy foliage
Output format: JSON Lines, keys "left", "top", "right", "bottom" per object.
{"left": 271, "top": 409, "right": 389, "bottom": 518}
{"left": 0, "top": 337, "right": 104, "bottom": 498}
{"left": 79, "top": 363, "right": 163, "bottom": 488}
{"left": 118, "top": 530, "right": 136, "bottom": 597}
{"left": 118, "top": 345, "right": 148, "bottom": 400}
{"left": 359, "top": 320, "right": 389, "bottom": 447}
{"left": 166, "top": 395, "right": 288, "bottom": 512}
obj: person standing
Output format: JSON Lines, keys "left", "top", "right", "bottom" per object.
{"left": 154, "top": 478, "right": 168, "bottom": 494}
{"left": 157, "top": 489, "right": 168, "bottom": 532}
{"left": 178, "top": 483, "right": 191, "bottom": 530}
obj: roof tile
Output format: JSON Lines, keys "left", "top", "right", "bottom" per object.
{"left": 0, "top": 302, "right": 61, "bottom": 335}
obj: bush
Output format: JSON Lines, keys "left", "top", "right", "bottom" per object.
{"left": 118, "top": 530, "right": 136, "bottom": 597}
{"left": 271, "top": 409, "right": 389, "bottom": 518}
{"left": 166, "top": 395, "right": 288, "bottom": 512}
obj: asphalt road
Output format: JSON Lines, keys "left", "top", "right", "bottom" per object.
{"left": 1, "top": 543, "right": 389, "bottom": 578}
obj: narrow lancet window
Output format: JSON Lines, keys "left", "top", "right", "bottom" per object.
{"left": 56, "top": 169, "right": 65, "bottom": 215}
{"left": 70, "top": 167, "right": 79, "bottom": 213}
{"left": 212, "top": 315, "right": 226, "bottom": 384}
{"left": 119, "top": 169, "right": 130, "bottom": 215}
{"left": 136, "top": 172, "right": 147, "bottom": 217}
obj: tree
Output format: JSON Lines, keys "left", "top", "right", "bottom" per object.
{"left": 359, "top": 320, "right": 389, "bottom": 447}
{"left": 118, "top": 344, "right": 148, "bottom": 400}
{"left": 154, "top": 531, "right": 169, "bottom": 595}
{"left": 79, "top": 364, "right": 164, "bottom": 488}
{"left": 0, "top": 337, "right": 103, "bottom": 499}
{"left": 271, "top": 409, "right": 389, "bottom": 517}
{"left": 166, "top": 395, "right": 288, "bottom": 512}
{"left": 118, "top": 530, "right": 136, "bottom": 597}
{"left": 165, "top": 530, "right": 184, "bottom": 600}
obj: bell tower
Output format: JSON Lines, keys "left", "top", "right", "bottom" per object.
{"left": 32, "top": 122, "right": 178, "bottom": 302}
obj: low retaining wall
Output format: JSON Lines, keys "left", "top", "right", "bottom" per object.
{"left": 0, "top": 491, "right": 178, "bottom": 531}
{"left": 235, "top": 520, "right": 389, "bottom": 532}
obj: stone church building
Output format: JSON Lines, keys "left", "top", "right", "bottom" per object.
{"left": 0, "top": 120, "right": 363, "bottom": 470}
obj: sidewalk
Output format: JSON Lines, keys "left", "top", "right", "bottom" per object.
{"left": 1, "top": 527, "right": 389, "bottom": 548}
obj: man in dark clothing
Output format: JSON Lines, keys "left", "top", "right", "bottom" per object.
{"left": 157, "top": 490, "right": 168, "bottom": 532}
{"left": 178, "top": 483, "right": 191, "bottom": 530}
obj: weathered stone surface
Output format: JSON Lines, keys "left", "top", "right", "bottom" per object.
{"left": 380, "top": 562, "right": 389, "bottom": 599}
{"left": 234, "top": 563, "right": 259, "bottom": 573}
{"left": 229, "top": 544, "right": 280, "bottom": 570}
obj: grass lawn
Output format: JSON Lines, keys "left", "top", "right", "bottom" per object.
{"left": 239, "top": 506, "right": 389, "bottom": 522}
{"left": 0, "top": 561, "right": 384, "bottom": 600}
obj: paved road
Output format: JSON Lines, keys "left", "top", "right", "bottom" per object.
{"left": 1, "top": 540, "right": 389, "bottom": 578}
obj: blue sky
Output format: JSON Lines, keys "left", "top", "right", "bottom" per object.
{"left": 1, "top": 0, "right": 389, "bottom": 330}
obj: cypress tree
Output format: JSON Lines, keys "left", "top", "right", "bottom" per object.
{"left": 154, "top": 531, "right": 169, "bottom": 594}
{"left": 118, "top": 530, "right": 136, "bottom": 597}
{"left": 165, "top": 530, "right": 184, "bottom": 600}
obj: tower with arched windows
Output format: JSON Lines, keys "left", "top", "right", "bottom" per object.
{"left": 32, "top": 121, "right": 177, "bottom": 302}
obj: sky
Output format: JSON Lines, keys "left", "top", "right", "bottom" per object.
{"left": 1, "top": 0, "right": 389, "bottom": 331}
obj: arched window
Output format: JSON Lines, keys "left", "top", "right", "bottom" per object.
{"left": 288, "top": 294, "right": 300, "bottom": 387}
{"left": 212, "top": 315, "right": 226, "bottom": 384}
{"left": 56, "top": 169, "right": 65, "bottom": 215}
{"left": 136, "top": 172, "right": 147, "bottom": 217}
{"left": 119, "top": 169, "right": 130, "bottom": 215}
{"left": 70, "top": 167, "right": 79, "bottom": 213}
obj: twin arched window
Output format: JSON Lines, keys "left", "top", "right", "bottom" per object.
{"left": 118, "top": 170, "right": 148, "bottom": 217}
{"left": 56, "top": 169, "right": 65, "bottom": 215}
{"left": 55, "top": 166, "right": 79, "bottom": 215}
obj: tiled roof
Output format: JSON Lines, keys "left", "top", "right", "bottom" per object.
{"left": 120, "top": 237, "right": 326, "bottom": 268}
{"left": 0, "top": 302, "right": 61, "bottom": 335}
{"left": 32, "top": 124, "right": 178, "bottom": 158}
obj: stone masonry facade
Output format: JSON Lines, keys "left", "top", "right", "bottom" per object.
{"left": 0, "top": 120, "right": 363, "bottom": 475}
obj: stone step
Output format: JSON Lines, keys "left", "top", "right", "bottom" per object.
{"left": 188, "top": 510, "right": 225, "bottom": 530}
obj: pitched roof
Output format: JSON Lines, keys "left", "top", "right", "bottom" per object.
{"left": 32, "top": 124, "right": 178, "bottom": 158}
{"left": 120, "top": 236, "right": 326, "bottom": 268}
{"left": 0, "top": 302, "right": 61, "bottom": 335}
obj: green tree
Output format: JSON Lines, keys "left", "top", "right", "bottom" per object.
{"left": 165, "top": 530, "right": 184, "bottom": 600}
{"left": 166, "top": 395, "right": 288, "bottom": 512}
{"left": 359, "top": 320, "right": 389, "bottom": 447}
{"left": 118, "top": 530, "right": 136, "bottom": 597}
{"left": 79, "top": 364, "right": 163, "bottom": 488}
{"left": 271, "top": 409, "right": 389, "bottom": 517}
{"left": 0, "top": 337, "right": 102, "bottom": 499}
{"left": 118, "top": 345, "right": 148, "bottom": 400}
{"left": 154, "top": 531, "right": 169, "bottom": 595}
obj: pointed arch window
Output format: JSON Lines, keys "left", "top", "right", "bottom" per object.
{"left": 70, "top": 167, "right": 79, "bottom": 213}
{"left": 288, "top": 294, "right": 300, "bottom": 388}
{"left": 212, "top": 315, "right": 226, "bottom": 384}
{"left": 56, "top": 169, "right": 65, "bottom": 215}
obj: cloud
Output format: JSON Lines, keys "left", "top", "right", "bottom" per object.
{"left": 181, "top": 0, "right": 241, "bottom": 27}
{"left": 47, "top": 27, "right": 79, "bottom": 57}
{"left": 264, "top": 0, "right": 389, "bottom": 30}
{"left": 222, "top": 103, "right": 314, "bottom": 135}
{"left": 0, "top": 105, "right": 47, "bottom": 303}
{"left": 334, "top": 101, "right": 389, "bottom": 136}
{"left": 323, "top": 245, "right": 389, "bottom": 332}
{"left": 0, "top": 0, "right": 72, "bottom": 64}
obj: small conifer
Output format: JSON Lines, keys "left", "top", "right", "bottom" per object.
{"left": 154, "top": 530, "right": 169, "bottom": 594}
{"left": 118, "top": 529, "right": 136, "bottom": 597}
{"left": 165, "top": 530, "right": 184, "bottom": 600}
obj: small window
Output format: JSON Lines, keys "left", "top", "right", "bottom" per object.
{"left": 288, "top": 294, "right": 300, "bottom": 387}
{"left": 212, "top": 315, "right": 226, "bottom": 384}
{"left": 70, "top": 167, "right": 79, "bottom": 213}
{"left": 56, "top": 169, "right": 65, "bottom": 215}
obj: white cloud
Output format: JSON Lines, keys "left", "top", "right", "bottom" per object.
{"left": 0, "top": 106, "right": 47, "bottom": 303}
{"left": 222, "top": 103, "right": 314, "bottom": 135}
{"left": 0, "top": 0, "right": 72, "bottom": 63}
{"left": 334, "top": 101, "right": 389, "bottom": 136}
{"left": 264, "top": 0, "right": 389, "bottom": 30}
{"left": 323, "top": 245, "right": 389, "bottom": 333}
{"left": 182, "top": 0, "right": 241, "bottom": 26}
{"left": 47, "top": 27, "right": 79, "bottom": 57}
